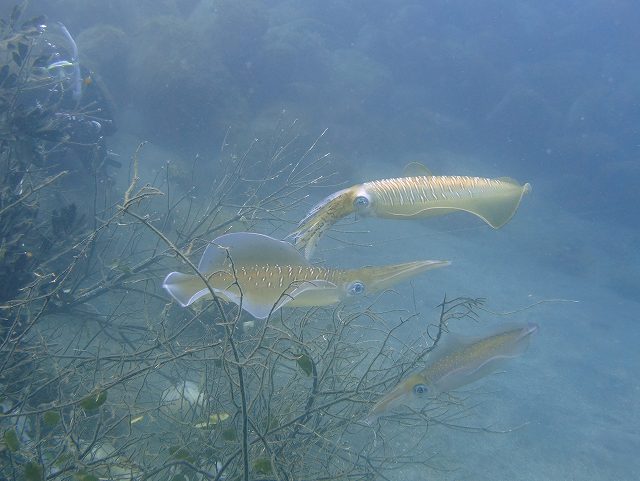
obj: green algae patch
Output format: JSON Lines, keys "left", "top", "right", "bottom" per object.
{"left": 43, "top": 410, "right": 61, "bottom": 427}
{"left": 80, "top": 390, "right": 107, "bottom": 411}
{"left": 3, "top": 428, "right": 20, "bottom": 452}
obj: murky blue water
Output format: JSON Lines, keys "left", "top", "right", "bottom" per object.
{"left": 4, "top": 1, "right": 639, "bottom": 479}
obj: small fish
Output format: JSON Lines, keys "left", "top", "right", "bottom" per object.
{"left": 161, "top": 381, "right": 205, "bottom": 411}
{"left": 194, "top": 412, "right": 230, "bottom": 429}
{"left": 163, "top": 232, "right": 449, "bottom": 319}
{"left": 57, "top": 22, "right": 82, "bottom": 103}
{"left": 292, "top": 163, "right": 531, "bottom": 258}
{"left": 367, "top": 322, "right": 538, "bottom": 421}
{"left": 46, "top": 60, "right": 74, "bottom": 70}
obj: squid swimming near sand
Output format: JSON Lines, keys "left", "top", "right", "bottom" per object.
{"left": 163, "top": 232, "right": 450, "bottom": 319}
{"left": 292, "top": 164, "right": 531, "bottom": 258}
{"left": 367, "top": 322, "right": 538, "bottom": 422}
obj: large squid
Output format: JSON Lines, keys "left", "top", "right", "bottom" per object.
{"left": 292, "top": 164, "right": 531, "bottom": 258}
{"left": 163, "top": 232, "right": 450, "bottom": 319}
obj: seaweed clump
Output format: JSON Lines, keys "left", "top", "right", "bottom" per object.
{"left": 0, "top": 4, "right": 116, "bottom": 351}
{"left": 0, "top": 18, "right": 110, "bottom": 450}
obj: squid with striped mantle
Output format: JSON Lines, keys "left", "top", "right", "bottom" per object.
{"left": 292, "top": 163, "right": 531, "bottom": 258}
{"left": 163, "top": 232, "right": 449, "bottom": 319}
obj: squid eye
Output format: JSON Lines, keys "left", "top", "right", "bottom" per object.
{"left": 413, "top": 384, "right": 428, "bottom": 396}
{"left": 353, "top": 195, "right": 370, "bottom": 209}
{"left": 347, "top": 280, "right": 366, "bottom": 296}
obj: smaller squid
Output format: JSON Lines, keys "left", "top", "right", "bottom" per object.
{"left": 292, "top": 164, "right": 531, "bottom": 258}
{"left": 367, "top": 322, "right": 538, "bottom": 422}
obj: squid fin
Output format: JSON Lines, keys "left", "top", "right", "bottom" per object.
{"left": 221, "top": 279, "right": 337, "bottom": 319}
{"left": 459, "top": 179, "right": 531, "bottom": 229}
{"left": 402, "top": 162, "right": 434, "bottom": 177}
{"left": 199, "top": 231, "right": 309, "bottom": 273}
{"left": 163, "top": 272, "right": 217, "bottom": 307}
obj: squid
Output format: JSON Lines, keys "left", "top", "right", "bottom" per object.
{"left": 292, "top": 164, "right": 531, "bottom": 258}
{"left": 163, "top": 232, "right": 450, "bottom": 319}
{"left": 367, "top": 322, "right": 538, "bottom": 422}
